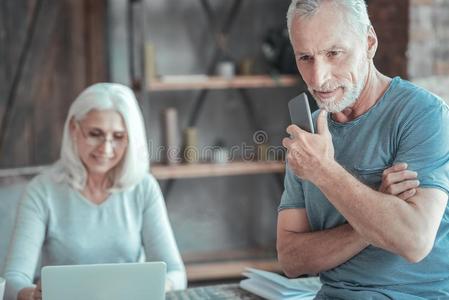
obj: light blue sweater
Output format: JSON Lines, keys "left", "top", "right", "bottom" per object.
{"left": 4, "top": 171, "right": 186, "bottom": 300}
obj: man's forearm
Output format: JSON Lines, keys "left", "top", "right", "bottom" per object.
{"left": 278, "top": 223, "right": 368, "bottom": 277}
{"left": 314, "top": 161, "right": 445, "bottom": 261}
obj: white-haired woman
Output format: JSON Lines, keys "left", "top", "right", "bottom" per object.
{"left": 3, "top": 83, "right": 187, "bottom": 300}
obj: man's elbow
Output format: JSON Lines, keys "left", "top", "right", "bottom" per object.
{"left": 277, "top": 242, "right": 298, "bottom": 277}
{"left": 399, "top": 234, "right": 434, "bottom": 263}
{"left": 277, "top": 241, "right": 315, "bottom": 277}
{"left": 277, "top": 252, "right": 302, "bottom": 278}
{"left": 283, "top": 267, "right": 301, "bottom": 278}
{"left": 276, "top": 240, "right": 301, "bottom": 277}
{"left": 402, "top": 244, "right": 433, "bottom": 264}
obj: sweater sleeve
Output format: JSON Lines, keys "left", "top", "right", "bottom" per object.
{"left": 4, "top": 178, "right": 47, "bottom": 300}
{"left": 140, "top": 175, "right": 187, "bottom": 290}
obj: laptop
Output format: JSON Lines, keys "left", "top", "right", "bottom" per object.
{"left": 41, "top": 262, "right": 166, "bottom": 300}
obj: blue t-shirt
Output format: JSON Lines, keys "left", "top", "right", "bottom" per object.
{"left": 279, "top": 77, "right": 449, "bottom": 299}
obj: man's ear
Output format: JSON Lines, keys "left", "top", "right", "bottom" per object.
{"left": 367, "top": 25, "right": 378, "bottom": 60}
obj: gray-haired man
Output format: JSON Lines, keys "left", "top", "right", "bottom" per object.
{"left": 278, "top": 1, "right": 449, "bottom": 299}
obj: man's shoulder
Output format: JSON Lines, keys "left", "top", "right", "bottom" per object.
{"left": 377, "top": 77, "right": 449, "bottom": 132}
{"left": 389, "top": 77, "right": 448, "bottom": 111}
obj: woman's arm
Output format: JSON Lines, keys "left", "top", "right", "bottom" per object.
{"left": 141, "top": 175, "right": 187, "bottom": 291}
{"left": 4, "top": 182, "right": 47, "bottom": 300}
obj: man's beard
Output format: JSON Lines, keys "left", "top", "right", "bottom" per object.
{"left": 309, "top": 71, "right": 367, "bottom": 113}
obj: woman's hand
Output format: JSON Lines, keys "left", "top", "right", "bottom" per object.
{"left": 379, "top": 163, "right": 419, "bottom": 200}
{"left": 165, "top": 279, "right": 173, "bottom": 292}
{"left": 31, "top": 280, "right": 42, "bottom": 300}
{"left": 17, "top": 280, "right": 41, "bottom": 300}
{"left": 17, "top": 280, "right": 42, "bottom": 300}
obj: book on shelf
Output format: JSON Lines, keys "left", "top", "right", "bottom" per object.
{"left": 240, "top": 268, "right": 322, "bottom": 300}
{"left": 160, "top": 74, "right": 208, "bottom": 83}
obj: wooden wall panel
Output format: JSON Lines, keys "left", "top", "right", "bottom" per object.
{"left": 0, "top": 0, "right": 107, "bottom": 168}
{"left": 85, "top": 0, "right": 108, "bottom": 84}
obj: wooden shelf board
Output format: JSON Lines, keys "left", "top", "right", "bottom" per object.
{"left": 185, "top": 258, "right": 281, "bottom": 282}
{"left": 148, "top": 75, "right": 300, "bottom": 91}
{"left": 0, "top": 161, "right": 286, "bottom": 180}
{"left": 0, "top": 165, "right": 49, "bottom": 178}
{"left": 151, "top": 161, "right": 285, "bottom": 180}
{"left": 182, "top": 247, "right": 277, "bottom": 263}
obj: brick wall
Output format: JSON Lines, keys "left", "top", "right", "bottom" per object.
{"left": 408, "top": 0, "right": 449, "bottom": 78}
{"left": 368, "top": 0, "right": 409, "bottom": 79}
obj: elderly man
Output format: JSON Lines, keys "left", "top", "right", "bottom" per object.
{"left": 278, "top": 0, "right": 449, "bottom": 299}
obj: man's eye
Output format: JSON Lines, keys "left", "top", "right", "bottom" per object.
{"left": 328, "top": 51, "right": 340, "bottom": 57}
{"left": 299, "top": 56, "right": 312, "bottom": 62}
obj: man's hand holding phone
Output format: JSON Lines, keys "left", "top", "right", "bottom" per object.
{"left": 283, "top": 108, "right": 335, "bottom": 182}
{"left": 288, "top": 93, "right": 315, "bottom": 133}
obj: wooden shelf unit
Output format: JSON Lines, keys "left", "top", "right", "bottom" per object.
{"left": 151, "top": 161, "right": 285, "bottom": 180}
{"left": 182, "top": 248, "right": 281, "bottom": 281}
{"left": 127, "top": 0, "right": 298, "bottom": 283}
{"left": 148, "top": 75, "right": 300, "bottom": 91}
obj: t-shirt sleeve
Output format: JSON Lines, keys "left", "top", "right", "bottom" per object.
{"left": 140, "top": 175, "right": 187, "bottom": 290}
{"left": 279, "top": 163, "right": 306, "bottom": 211}
{"left": 394, "top": 100, "right": 449, "bottom": 195}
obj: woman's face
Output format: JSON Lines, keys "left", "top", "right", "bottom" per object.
{"left": 71, "top": 109, "right": 128, "bottom": 177}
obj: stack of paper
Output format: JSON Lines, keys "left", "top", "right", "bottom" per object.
{"left": 240, "top": 268, "right": 322, "bottom": 300}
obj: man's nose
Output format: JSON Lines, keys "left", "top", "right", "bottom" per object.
{"left": 311, "top": 59, "right": 331, "bottom": 88}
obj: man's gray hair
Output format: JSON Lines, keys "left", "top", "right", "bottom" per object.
{"left": 287, "top": 0, "right": 371, "bottom": 40}
{"left": 50, "top": 82, "right": 150, "bottom": 192}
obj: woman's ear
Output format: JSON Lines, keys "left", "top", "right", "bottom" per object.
{"left": 367, "top": 26, "right": 378, "bottom": 60}
{"left": 69, "top": 118, "right": 77, "bottom": 138}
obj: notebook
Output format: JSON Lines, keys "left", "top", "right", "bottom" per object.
{"left": 240, "top": 268, "right": 321, "bottom": 300}
{"left": 41, "top": 262, "right": 166, "bottom": 300}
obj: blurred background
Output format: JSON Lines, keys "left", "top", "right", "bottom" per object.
{"left": 1, "top": 0, "right": 448, "bottom": 284}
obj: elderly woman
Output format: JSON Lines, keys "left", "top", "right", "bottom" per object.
{"left": 3, "top": 83, "right": 186, "bottom": 300}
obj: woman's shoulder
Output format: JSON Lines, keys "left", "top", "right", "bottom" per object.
{"left": 19, "top": 171, "right": 66, "bottom": 212}
{"left": 131, "top": 172, "right": 158, "bottom": 194}
{"left": 120, "top": 172, "right": 155, "bottom": 193}
{"left": 119, "top": 173, "right": 163, "bottom": 210}
{"left": 25, "top": 171, "right": 58, "bottom": 193}
{"left": 25, "top": 167, "right": 74, "bottom": 199}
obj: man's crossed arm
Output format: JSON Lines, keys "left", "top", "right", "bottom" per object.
{"left": 278, "top": 111, "right": 448, "bottom": 277}
{"left": 277, "top": 163, "right": 420, "bottom": 277}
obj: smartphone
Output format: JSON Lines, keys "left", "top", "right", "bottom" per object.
{"left": 288, "top": 93, "right": 315, "bottom": 133}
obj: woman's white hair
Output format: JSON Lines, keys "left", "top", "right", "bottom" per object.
{"left": 286, "top": 0, "right": 371, "bottom": 40}
{"left": 50, "top": 82, "right": 149, "bottom": 192}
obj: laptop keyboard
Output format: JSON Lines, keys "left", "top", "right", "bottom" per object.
{"left": 166, "top": 284, "right": 262, "bottom": 300}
